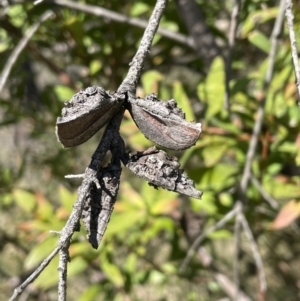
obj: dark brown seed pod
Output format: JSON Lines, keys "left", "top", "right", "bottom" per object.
{"left": 125, "top": 146, "right": 202, "bottom": 199}
{"left": 56, "top": 87, "right": 124, "bottom": 147}
{"left": 128, "top": 94, "right": 201, "bottom": 151}
{"left": 82, "top": 164, "right": 121, "bottom": 249}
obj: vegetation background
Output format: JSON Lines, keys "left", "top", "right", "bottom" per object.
{"left": 0, "top": 0, "right": 300, "bottom": 300}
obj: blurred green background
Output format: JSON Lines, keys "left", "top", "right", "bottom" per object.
{"left": 0, "top": 0, "right": 300, "bottom": 300}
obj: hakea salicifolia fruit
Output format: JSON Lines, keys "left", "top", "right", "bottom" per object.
{"left": 81, "top": 163, "right": 121, "bottom": 249}
{"left": 127, "top": 94, "right": 201, "bottom": 151}
{"left": 125, "top": 146, "right": 202, "bottom": 199}
{"left": 56, "top": 87, "right": 125, "bottom": 147}
{"left": 56, "top": 87, "right": 201, "bottom": 150}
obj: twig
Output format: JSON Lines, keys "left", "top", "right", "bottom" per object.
{"left": 0, "top": 10, "right": 54, "bottom": 94}
{"left": 118, "top": 0, "right": 167, "bottom": 95}
{"left": 34, "top": 0, "right": 194, "bottom": 49}
{"left": 49, "top": 230, "right": 61, "bottom": 235}
{"left": 239, "top": 212, "right": 267, "bottom": 294}
{"left": 180, "top": 210, "right": 252, "bottom": 301}
{"left": 195, "top": 246, "right": 252, "bottom": 301}
{"left": 240, "top": 0, "right": 285, "bottom": 192}
{"left": 233, "top": 203, "right": 242, "bottom": 301}
{"left": 232, "top": 2, "right": 285, "bottom": 296}
{"left": 179, "top": 202, "right": 241, "bottom": 273}
{"left": 224, "top": 0, "right": 242, "bottom": 111}
{"left": 58, "top": 243, "right": 70, "bottom": 301}
{"left": 179, "top": 0, "right": 284, "bottom": 281}
{"left": 285, "top": 0, "right": 300, "bottom": 105}
{"left": 251, "top": 176, "right": 279, "bottom": 210}
{"left": 65, "top": 174, "right": 85, "bottom": 179}
{"left": 214, "top": 272, "right": 252, "bottom": 301}
{"left": 0, "top": 0, "right": 10, "bottom": 17}
{"left": 9, "top": 247, "right": 60, "bottom": 301}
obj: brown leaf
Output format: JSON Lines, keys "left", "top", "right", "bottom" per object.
{"left": 271, "top": 200, "right": 300, "bottom": 229}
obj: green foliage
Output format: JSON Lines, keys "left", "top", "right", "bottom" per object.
{"left": 1, "top": 1, "right": 300, "bottom": 301}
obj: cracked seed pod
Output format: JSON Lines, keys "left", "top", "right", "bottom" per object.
{"left": 56, "top": 87, "right": 124, "bottom": 147}
{"left": 128, "top": 94, "right": 201, "bottom": 151}
{"left": 81, "top": 164, "right": 121, "bottom": 249}
{"left": 125, "top": 146, "right": 202, "bottom": 199}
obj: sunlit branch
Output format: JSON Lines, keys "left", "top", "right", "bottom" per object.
{"left": 179, "top": 202, "right": 241, "bottom": 273}
{"left": 240, "top": 0, "right": 285, "bottom": 192}
{"left": 224, "top": 0, "right": 242, "bottom": 112}
{"left": 9, "top": 247, "right": 60, "bottom": 301}
{"left": 34, "top": 0, "right": 194, "bottom": 50}
{"left": 251, "top": 176, "right": 279, "bottom": 210}
{"left": 285, "top": 0, "right": 300, "bottom": 105}
{"left": 240, "top": 213, "right": 267, "bottom": 294}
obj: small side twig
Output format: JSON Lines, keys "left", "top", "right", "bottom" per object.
{"left": 251, "top": 176, "right": 279, "bottom": 210}
{"left": 65, "top": 174, "right": 85, "bottom": 179}
{"left": 233, "top": 2, "right": 285, "bottom": 296}
{"left": 179, "top": 202, "right": 241, "bottom": 273}
{"left": 233, "top": 204, "right": 242, "bottom": 301}
{"left": 239, "top": 213, "right": 267, "bottom": 295}
{"left": 240, "top": 0, "right": 285, "bottom": 192}
{"left": 285, "top": 0, "right": 300, "bottom": 105}
{"left": 224, "top": 0, "right": 242, "bottom": 111}
{"left": 214, "top": 272, "right": 252, "bottom": 301}
{"left": 9, "top": 247, "right": 60, "bottom": 301}
{"left": 118, "top": 0, "right": 167, "bottom": 95}
{"left": 0, "top": 10, "right": 54, "bottom": 94}
{"left": 34, "top": 0, "right": 194, "bottom": 49}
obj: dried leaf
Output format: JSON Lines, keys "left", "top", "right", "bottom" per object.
{"left": 271, "top": 200, "right": 300, "bottom": 229}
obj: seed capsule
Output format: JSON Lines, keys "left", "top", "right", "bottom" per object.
{"left": 128, "top": 94, "right": 201, "bottom": 151}
{"left": 56, "top": 87, "right": 124, "bottom": 147}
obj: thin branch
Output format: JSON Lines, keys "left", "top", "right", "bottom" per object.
{"left": 0, "top": 0, "right": 10, "bottom": 17}
{"left": 118, "top": 0, "right": 167, "bottom": 95}
{"left": 240, "top": 0, "right": 285, "bottom": 192}
{"left": 233, "top": 204, "right": 242, "bottom": 301}
{"left": 58, "top": 242, "right": 70, "bottom": 301}
{"left": 285, "top": 0, "right": 300, "bottom": 105}
{"left": 196, "top": 246, "right": 253, "bottom": 301}
{"left": 9, "top": 247, "right": 60, "bottom": 301}
{"left": 251, "top": 176, "right": 279, "bottom": 210}
{"left": 231, "top": 4, "right": 285, "bottom": 297}
{"left": 239, "top": 213, "right": 267, "bottom": 294}
{"left": 65, "top": 173, "right": 85, "bottom": 179}
{"left": 35, "top": 0, "right": 194, "bottom": 50}
{"left": 196, "top": 247, "right": 253, "bottom": 301}
{"left": 180, "top": 210, "right": 252, "bottom": 301}
{"left": 224, "top": 0, "right": 242, "bottom": 111}
{"left": 0, "top": 10, "right": 54, "bottom": 94}
{"left": 214, "top": 272, "right": 252, "bottom": 301}
{"left": 179, "top": 202, "right": 241, "bottom": 273}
